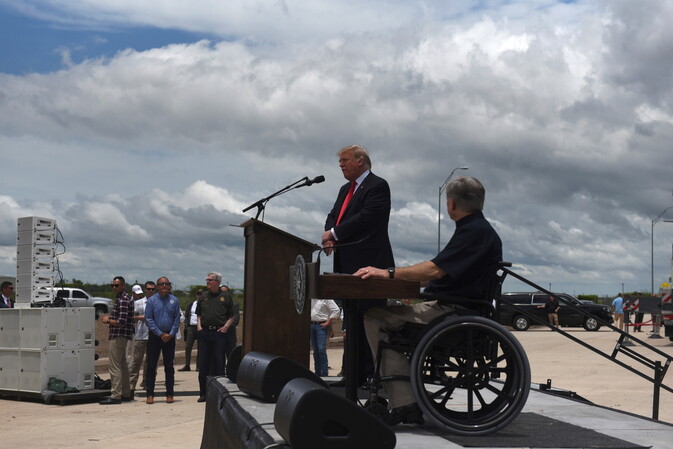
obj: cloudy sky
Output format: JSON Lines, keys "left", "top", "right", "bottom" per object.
{"left": 1, "top": 0, "right": 673, "bottom": 296}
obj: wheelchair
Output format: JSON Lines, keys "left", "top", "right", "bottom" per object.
{"left": 365, "top": 262, "right": 531, "bottom": 436}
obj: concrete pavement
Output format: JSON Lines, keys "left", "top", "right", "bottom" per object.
{"left": 2, "top": 327, "right": 673, "bottom": 448}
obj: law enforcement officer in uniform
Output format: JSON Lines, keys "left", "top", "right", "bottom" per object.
{"left": 196, "top": 272, "right": 235, "bottom": 402}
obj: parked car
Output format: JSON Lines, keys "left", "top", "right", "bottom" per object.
{"left": 33, "top": 287, "right": 112, "bottom": 318}
{"left": 499, "top": 292, "right": 613, "bottom": 331}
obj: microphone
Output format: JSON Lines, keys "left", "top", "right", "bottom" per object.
{"left": 304, "top": 175, "right": 325, "bottom": 186}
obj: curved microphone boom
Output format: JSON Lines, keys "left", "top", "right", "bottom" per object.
{"left": 242, "top": 175, "right": 327, "bottom": 220}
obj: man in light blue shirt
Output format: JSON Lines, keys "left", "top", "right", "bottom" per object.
{"left": 144, "top": 276, "right": 181, "bottom": 404}
{"left": 612, "top": 294, "right": 624, "bottom": 331}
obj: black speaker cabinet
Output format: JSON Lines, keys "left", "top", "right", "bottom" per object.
{"left": 226, "top": 344, "right": 242, "bottom": 382}
{"left": 236, "top": 351, "right": 327, "bottom": 403}
{"left": 274, "top": 378, "right": 396, "bottom": 449}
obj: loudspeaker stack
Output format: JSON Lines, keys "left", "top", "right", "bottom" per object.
{"left": 235, "top": 351, "right": 396, "bottom": 449}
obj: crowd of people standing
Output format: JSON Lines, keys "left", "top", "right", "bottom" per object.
{"left": 99, "top": 272, "right": 239, "bottom": 405}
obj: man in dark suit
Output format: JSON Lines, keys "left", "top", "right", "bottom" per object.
{"left": 1, "top": 281, "right": 14, "bottom": 308}
{"left": 322, "top": 144, "right": 395, "bottom": 388}
{"left": 178, "top": 289, "right": 201, "bottom": 371}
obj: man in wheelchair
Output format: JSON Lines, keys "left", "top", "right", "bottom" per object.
{"left": 353, "top": 176, "right": 503, "bottom": 426}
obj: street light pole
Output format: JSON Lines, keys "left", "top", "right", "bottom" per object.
{"left": 651, "top": 206, "right": 673, "bottom": 293}
{"left": 438, "top": 166, "right": 469, "bottom": 253}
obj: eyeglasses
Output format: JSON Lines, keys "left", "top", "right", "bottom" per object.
{"left": 205, "top": 278, "right": 217, "bottom": 282}
{"left": 145, "top": 287, "right": 156, "bottom": 291}
{"left": 111, "top": 284, "right": 121, "bottom": 288}
{"left": 157, "top": 282, "right": 171, "bottom": 286}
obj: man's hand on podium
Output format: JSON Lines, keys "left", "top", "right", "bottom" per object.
{"left": 321, "top": 230, "right": 335, "bottom": 255}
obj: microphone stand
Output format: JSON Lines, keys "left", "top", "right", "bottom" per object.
{"left": 242, "top": 177, "right": 309, "bottom": 221}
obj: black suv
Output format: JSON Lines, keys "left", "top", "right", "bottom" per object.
{"left": 498, "top": 292, "right": 613, "bottom": 331}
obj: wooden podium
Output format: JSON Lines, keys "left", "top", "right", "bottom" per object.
{"left": 240, "top": 219, "right": 319, "bottom": 368}
{"left": 295, "top": 266, "right": 421, "bottom": 400}
{"left": 310, "top": 274, "right": 421, "bottom": 301}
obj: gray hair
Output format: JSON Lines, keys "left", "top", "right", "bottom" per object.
{"left": 156, "top": 276, "right": 170, "bottom": 285}
{"left": 445, "top": 176, "right": 485, "bottom": 212}
{"left": 337, "top": 144, "right": 372, "bottom": 169}
{"left": 208, "top": 272, "right": 223, "bottom": 283}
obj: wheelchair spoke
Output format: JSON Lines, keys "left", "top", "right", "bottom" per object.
{"left": 482, "top": 381, "right": 507, "bottom": 398}
{"left": 466, "top": 386, "right": 474, "bottom": 419}
{"left": 472, "top": 387, "right": 488, "bottom": 409}
{"left": 427, "top": 385, "right": 455, "bottom": 407}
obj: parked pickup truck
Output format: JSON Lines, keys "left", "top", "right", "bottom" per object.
{"left": 498, "top": 292, "right": 613, "bottom": 332}
{"left": 33, "top": 287, "right": 112, "bottom": 318}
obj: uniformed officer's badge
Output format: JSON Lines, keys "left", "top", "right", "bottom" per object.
{"left": 170, "top": 299, "right": 175, "bottom": 304}
{"left": 219, "top": 297, "right": 225, "bottom": 302}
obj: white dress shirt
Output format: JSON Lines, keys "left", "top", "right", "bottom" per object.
{"left": 134, "top": 297, "right": 149, "bottom": 340}
{"left": 310, "top": 299, "right": 341, "bottom": 323}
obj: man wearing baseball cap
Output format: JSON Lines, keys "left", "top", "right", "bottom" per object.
{"left": 129, "top": 283, "right": 151, "bottom": 396}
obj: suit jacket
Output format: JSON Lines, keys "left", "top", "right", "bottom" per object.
{"left": 0, "top": 296, "right": 13, "bottom": 308}
{"left": 184, "top": 300, "right": 198, "bottom": 327}
{"left": 324, "top": 172, "right": 395, "bottom": 274}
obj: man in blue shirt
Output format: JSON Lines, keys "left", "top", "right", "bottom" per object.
{"left": 144, "top": 276, "right": 181, "bottom": 405}
{"left": 612, "top": 294, "right": 624, "bottom": 331}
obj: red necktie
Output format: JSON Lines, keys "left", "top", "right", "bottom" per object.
{"left": 336, "top": 181, "right": 356, "bottom": 225}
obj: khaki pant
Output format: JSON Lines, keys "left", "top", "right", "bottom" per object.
{"left": 128, "top": 339, "right": 148, "bottom": 391}
{"left": 547, "top": 313, "right": 559, "bottom": 326}
{"left": 109, "top": 337, "right": 131, "bottom": 399}
{"left": 363, "top": 301, "right": 455, "bottom": 408}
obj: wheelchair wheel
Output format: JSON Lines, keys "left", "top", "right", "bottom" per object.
{"left": 410, "top": 315, "right": 530, "bottom": 436}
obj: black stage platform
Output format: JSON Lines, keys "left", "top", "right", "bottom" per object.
{"left": 201, "top": 377, "right": 671, "bottom": 449}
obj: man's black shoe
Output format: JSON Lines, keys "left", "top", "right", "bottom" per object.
{"left": 99, "top": 397, "right": 122, "bottom": 405}
{"left": 121, "top": 392, "right": 134, "bottom": 402}
{"left": 178, "top": 366, "right": 191, "bottom": 372}
{"left": 385, "top": 404, "right": 424, "bottom": 426}
{"left": 197, "top": 396, "right": 206, "bottom": 403}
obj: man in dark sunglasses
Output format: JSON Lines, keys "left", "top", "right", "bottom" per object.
{"left": 100, "top": 276, "right": 134, "bottom": 405}
{"left": 144, "top": 276, "right": 181, "bottom": 405}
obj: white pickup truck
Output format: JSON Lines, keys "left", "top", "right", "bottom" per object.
{"left": 36, "top": 287, "right": 112, "bottom": 319}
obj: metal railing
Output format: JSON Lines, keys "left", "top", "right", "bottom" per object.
{"left": 500, "top": 266, "right": 672, "bottom": 420}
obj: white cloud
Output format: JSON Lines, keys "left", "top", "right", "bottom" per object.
{"left": 81, "top": 202, "right": 150, "bottom": 240}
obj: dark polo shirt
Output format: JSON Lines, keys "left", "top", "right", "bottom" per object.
{"left": 425, "top": 211, "right": 502, "bottom": 299}
{"left": 196, "top": 290, "right": 234, "bottom": 328}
